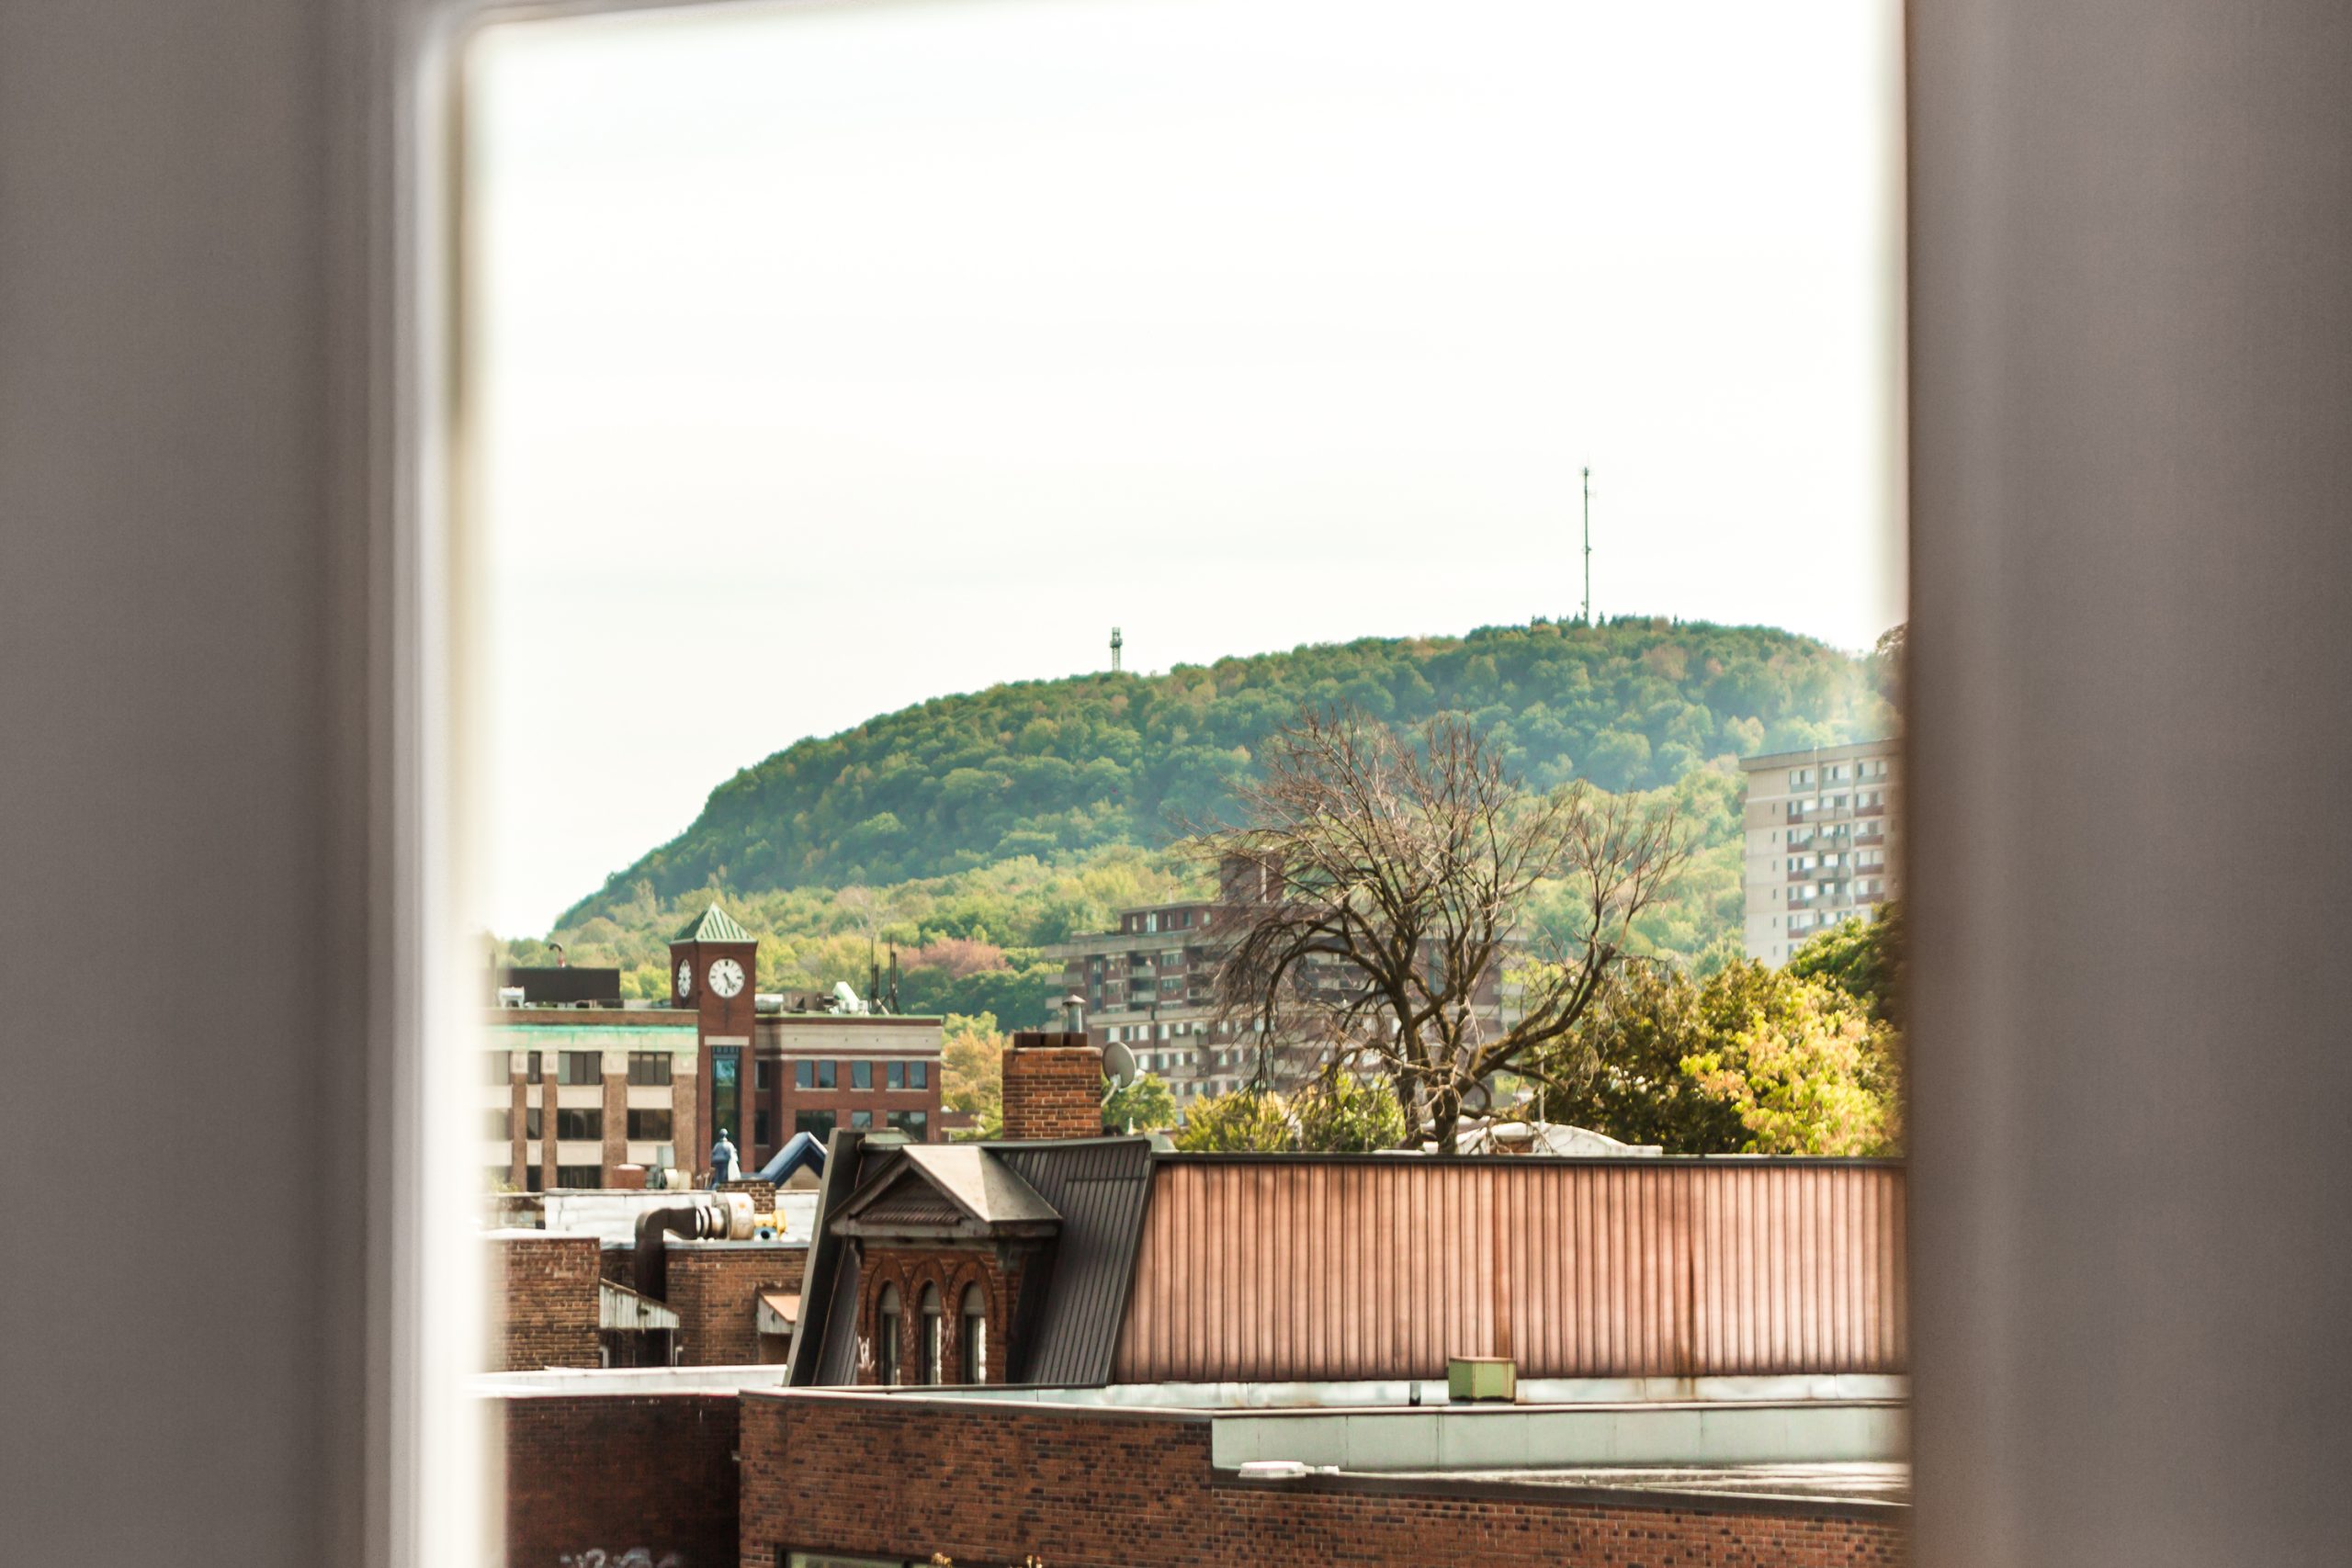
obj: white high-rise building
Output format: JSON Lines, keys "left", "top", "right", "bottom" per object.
{"left": 1741, "top": 739, "right": 1901, "bottom": 963}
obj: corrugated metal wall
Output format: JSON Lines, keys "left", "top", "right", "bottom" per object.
{"left": 1111, "top": 1159, "right": 1905, "bottom": 1382}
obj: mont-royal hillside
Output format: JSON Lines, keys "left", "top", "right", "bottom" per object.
{"left": 503, "top": 617, "right": 1900, "bottom": 1023}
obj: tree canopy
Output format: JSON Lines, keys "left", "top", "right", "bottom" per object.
{"left": 1204, "top": 707, "right": 1689, "bottom": 1153}
{"left": 557, "top": 617, "right": 1895, "bottom": 928}
{"left": 1530, "top": 953, "right": 1902, "bottom": 1156}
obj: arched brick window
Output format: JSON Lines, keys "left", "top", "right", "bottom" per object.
{"left": 875, "top": 1282, "right": 900, "bottom": 1386}
{"left": 918, "top": 1282, "right": 944, "bottom": 1384}
{"left": 960, "top": 1283, "right": 989, "bottom": 1383}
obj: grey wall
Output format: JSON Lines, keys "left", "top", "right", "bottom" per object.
{"left": 0, "top": 2, "right": 369, "bottom": 1562}
{"left": 4, "top": 0, "right": 2349, "bottom": 1564}
{"left": 1906, "top": 2, "right": 2352, "bottom": 1564}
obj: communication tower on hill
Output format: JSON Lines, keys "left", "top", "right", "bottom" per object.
{"left": 1110, "top": 626, "right": 1124, "bottom": 673}
{"left": 1581, "top": 466, "right": 1593, "bottom": 626}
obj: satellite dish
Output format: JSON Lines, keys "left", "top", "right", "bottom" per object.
{"left": 1102, "top": 1041, "right": 1136, "bottom": 1090}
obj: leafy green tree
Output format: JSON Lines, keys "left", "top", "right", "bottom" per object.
{"left": 1529, "top": 962, "right": 1747, "bottom": 1152}
{"left": 1786, "top": 903, "right": 1903, "bottom": 1025}
{"left": 1532, "top": 959, "right": 1901, "bottom": 1156}
{"left": 1102, "top": 1073, "right": 1178, "bottom": 1134}
{"left": 941, "top": 1012, "right": 1007, "bottom": 1140}
{"left": 1170, "top": 1089, "right": 1297, "bottom": 1152}
{"left": 1680, "top": 976, "right": 1898, "bottom": 1155}
{"left": 1292, "top": 1073, "right": 1409, "bottom": 1152}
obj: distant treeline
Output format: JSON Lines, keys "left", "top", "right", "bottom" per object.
{"left": 558, "top": 616, "right": 1898, "bottom": 930}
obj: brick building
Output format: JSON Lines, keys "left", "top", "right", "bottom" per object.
{"left": 787, "top": 1037, "right": 1905, "bottom": 1394}
{"left": 497, "top": 1383, "right": 741, "bottom": 1568}
{"left": 1043, "top": 864, "right": 1514, "bottom": 1107}
{"left": 490, "top": 1038, "right": 1913, "bottom": 1566}
{"left": 489, "top": 1220, "right": 806, "bottom": 1371}
{"left": 741, "top": 1390, "right": 1906, "bottom": 1568}
{"left": 484, "top": 901, "right": 944, "bottom": 1190}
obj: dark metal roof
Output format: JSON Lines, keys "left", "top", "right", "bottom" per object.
{"left": 812, "top": 1237, "right": 865, "bottom": 1386}
{"left": 792, "top": 1134, "right": 1156, "bottom": 1389}
{"left": 986, "top": 1136, "right": 1156, "bottom": 1386}
{"left": 786, "top": 1130, "right": 899, "bottom": 1387}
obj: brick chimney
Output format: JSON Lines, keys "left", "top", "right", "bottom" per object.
{"left": 1001, "top": 1031, "right": 1104, "bottom": 1141}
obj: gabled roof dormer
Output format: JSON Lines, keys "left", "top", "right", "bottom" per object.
{"left": 832, "top": 1145, "right": 1062, "bottom": 1244}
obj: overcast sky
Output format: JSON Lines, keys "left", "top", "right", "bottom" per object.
{"left": 467, "top": 0, "right": 1905, "bottom": 936}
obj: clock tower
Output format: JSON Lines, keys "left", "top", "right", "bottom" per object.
{"left": 670, "top": 902, "right": 759, "bottom": 1179}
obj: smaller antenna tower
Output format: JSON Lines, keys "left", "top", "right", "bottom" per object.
{"left": 1110, "top": 626, "right": 1124, "bottom": 673}
{"left": 1580, "top": 467, "right": 1593, "bottom": 625}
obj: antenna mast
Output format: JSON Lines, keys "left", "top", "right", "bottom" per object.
{"left": 1110, "top": 626, "right": 1124, "bottom": 673}
{"left": 1580, "top": 467, "right": 1592, "bottom": 625}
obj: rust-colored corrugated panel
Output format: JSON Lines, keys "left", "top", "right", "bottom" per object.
{"left": 1108, "top": 1157, "right": 1907, "bottom": 1382}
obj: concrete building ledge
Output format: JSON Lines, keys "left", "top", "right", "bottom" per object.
{"left": 477, "top": 1366, "right": 787, "bottom": 1398}
{"left": 1226, "top": 1462, "right": 1909, "bottom": 1520}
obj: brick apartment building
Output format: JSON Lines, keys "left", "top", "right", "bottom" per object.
{"left": 1043, "top": 863, "right": 1511, "bottom": 1106}
{"left": 485, "top": 902, "right": 943, "bottom": 1190}
{"left": 1742, "top": 738, "right": 1902, "bottom": 963}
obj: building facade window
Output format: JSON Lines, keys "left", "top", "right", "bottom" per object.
{"left": 525, "top": 1106, "right": 543, "bottom": 1140}
{"left": 795, "top": 1110, "right": 836, "bottom": 1142}
{"left": 754, "top": 1110, "right": 772, "bottom": 1146}
{"left": 755, "top": 1058, "right": 774, "bottom": 1091}
{"left": 960, "top": 1285, "right": 987, "bottom": 1382}
{"left": 875, "top": 1285, "right": 900, "bottom": 1385}
{"left": 851, "top": 1061, "right": 872, "bottom": 1091}
{"left": 558, "top": 1051, "right": 600, "bottom": 1086}
{"left": 554, "top": 1107, "right": 602, "bottom": 1141}
{"left": 555, "top": 1165, "right": 601, "bottom": 1189}
{"left": 919, "top": 1284, "right": 944, "bottom": 1384}
{"left": 627, "top": 1108, "right": 672, "bottom": 1140}
{"left": 888, "top": 1110, "right": 928, "bottom": 1139}
{"left": 850, "top": 1111, "right": 872, "bottom": 1130}
{"left": 627, "top": 1051, "right": 672, "bottom": 1087}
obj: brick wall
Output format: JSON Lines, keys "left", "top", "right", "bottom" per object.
{"left": 600, "top": 1243, "right": 634, "bottom": 1293}
{"left": 715, "top": 1179, "right": 776, "bottom": 1213}
{"left": 1000, "top": 1035, "right": 1102, "bottom": 1141}
{"left": 490, "top": 1233, "right": 600, "bottom": 1371}
{"left": 740, "top": 1393, "right": 1908, "bottom": 1568}
{"left": 502, "top": 1393, "right": 738, "bottom": 1568}
{"left": 665, "top": 1243, "right": 806, "bottom": 1366}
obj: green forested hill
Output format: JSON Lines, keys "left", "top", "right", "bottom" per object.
{"left": 560, "top": 616, "right": 1896, "bottom": 931}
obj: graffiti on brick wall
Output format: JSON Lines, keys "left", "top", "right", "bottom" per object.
{"left": 556, "top": 1550, "right": 685, "bottom": 1568}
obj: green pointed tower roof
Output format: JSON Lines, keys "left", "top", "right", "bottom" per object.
{"left": 674, "top": 901, "right": 752, "bottom": 944}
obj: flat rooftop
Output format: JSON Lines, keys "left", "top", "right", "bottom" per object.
{"left": 1738, "top": 737, "right": 1899, "bottom": 770}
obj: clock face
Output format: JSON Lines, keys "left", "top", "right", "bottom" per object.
{"left": 708, "top": 957, "right": 745, "bottom": 998}
{"left": 675, "top": 960, "right": 693, "bottom": 998}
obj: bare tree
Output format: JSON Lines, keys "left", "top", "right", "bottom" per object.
{"left": 1199, "top": 707, "right": 1690, "bottom": 1154}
